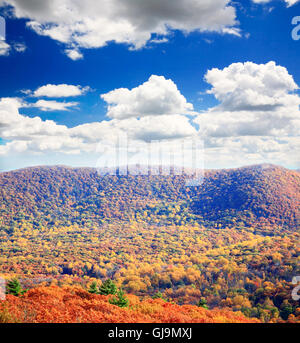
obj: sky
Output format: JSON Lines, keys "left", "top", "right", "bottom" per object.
{"left": 0, "top": 0, "right": 299, "bottom": 171}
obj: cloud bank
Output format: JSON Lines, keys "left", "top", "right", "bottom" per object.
{"left": 0, "top": 62, "right": 299, "bottom": 169}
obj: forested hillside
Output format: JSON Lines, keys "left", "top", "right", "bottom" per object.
{"left": 0, "top": 164, "right": 299, "bottom": 323}
{"left": 0, "top": 164, "right": 299, "bottom": 231}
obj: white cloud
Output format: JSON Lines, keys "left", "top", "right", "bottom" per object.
{"left": 252, "top": 0, "right": 300, "bottom": 7}
{"left": 221, "top": 27, "right": 241, "bottom": 37}
{"left": 202, "top": 136, "right": 300, "bottom": 169}
{"left": 0, "top": 97, "right": 68, "bottom": 142}
{"left": 252, "top": 0, "right": 273, "bottom": 3}
{"left": 149, "top": 38, "right": 169, "bottom": 44}
{"left": 0, "top": 40, "right": 10, "bottom": 55}
{"left": 0, "top": 0, "right": 239, "bottom": 59}
{"left": 65, "top": 49, "right": 83, "bottom": 61}
{"left": 33, "top": 84, "right": 89, "bottom": 98}
{"left": 0, "top": 40, "right": 30, "bottom": 56}
{"left": 0, "top": 76, "right": 196, "bottom": 156}
{"left": 0, "top": 97, "right": 84, "bottom": 156}
{"left": 195, "top": 61, "right": 300, "bottom": 140}
{"left": 1, "top": 67, "right": 299, "bottom": 169}
{"left": 286, "top": 0, "right": 300, "bottom": 5}
{"left": 33, "top": 100, "right": 78, "bottom": 111}
{"left": 195, "top": 108, "right": 300, "bottom": 138}
{"left": 204, "top": 61, "right": 299, "bottom": 112}
{"left": 70, "top": 115, "right": 196, "bottom": 144}
{"left": 101, "top": 75, "right": 195, "bottom": 119}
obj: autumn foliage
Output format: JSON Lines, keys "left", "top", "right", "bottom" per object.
{"left": 1, "top": 286, "right": 260, "bottom": 323}
{"left": 0, "top": 164, "right": 299, "bottom": 323}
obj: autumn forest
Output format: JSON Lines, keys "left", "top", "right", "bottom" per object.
{"left": 0, "top": 164, "right": 299, "bottom": 323}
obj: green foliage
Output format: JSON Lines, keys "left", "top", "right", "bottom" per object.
{"left": 280, "top": 300, "right": 294, "bottom": 320}
{"left": 152, "top": 291, "right": 167, "bottom": 301}
{"left": 88, "top": 281, "right": 99, "bottom": 294}
{"left": 89, "top": 279, "right": 129, "bottom": 308}
{"left": 99, "top": 279, "right": 117, "bottom": 296}
{"left": 198, "top": 298, "right": 208, "bottom": 309}
{"left": 6, "top": 279, "right": 26, "bottom": 297}
{"left": 109, "top": 288, "right": 129, "bottom": 308}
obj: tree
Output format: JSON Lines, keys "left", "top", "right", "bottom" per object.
{"left": 88, "top": 281, "right": 99, "bottom": 294}
{"left": 198, "top": 298, "right": 208, "bottom": 309}
{"left": 99, "top": 279, "right": 117, "bottom": 296}
{"left": 6, "top": 279, "right": 26, "bottom": 297}
{"left": 109, "top": 288, "right": 129, "bottom": 308}
{"left": 152, "top": 291, "right": 167, "bottom": 301}
{"left": 280, "top": 300, "right": 293, "bottom": 320}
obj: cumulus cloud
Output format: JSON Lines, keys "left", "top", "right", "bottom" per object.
{"left": 33, "top": 100, "right": 78, "bottom": 111}
{"left": 0, "top": 76, "right": 196, "bottom": 156}
{"left": 0, "top": 0, "right": 239, "bottom": 59}
{"left": 0, "top": 97, "right": 68, "bottom": 141}
{"left": 204, "top": 61, "right": 299, "bottom": 112}
{"left": 1, "top": 67, "right": 299, "bottom": 169}
{"left": 195, "top": 61, "right": 300, "bottom": 139}
{"left": 0, "top": 97, "right": 84, "bottom": 156}
{"left": 33, "top": 84, "right": 89, "bottom": 98}
{"left": 101, "top": 75, "right": 195, "bottom": 119}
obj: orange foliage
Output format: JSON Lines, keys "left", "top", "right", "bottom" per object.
{"left": 1, "top": 286, "right": 259, "bottom": 323}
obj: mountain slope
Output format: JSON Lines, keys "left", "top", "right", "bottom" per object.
{"left": 0, "top": 164, "right": 299, "bottom": 230}
{"left": 192, "top": 164, "right": 300, "bottom": 228}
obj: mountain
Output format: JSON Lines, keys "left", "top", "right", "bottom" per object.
{"left": 0, "top": 164, "right": 299, "bottom": 231}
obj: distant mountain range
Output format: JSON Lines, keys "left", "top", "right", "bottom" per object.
{"left": 0, "top": 164, "right": 299, "bottom": 231}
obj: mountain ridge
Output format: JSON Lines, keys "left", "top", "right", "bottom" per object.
{"left": 0, "top": 163, "right": 299, "bottom": 230}
{"left": 0, "top": 162, "right": 296, "bottom": 174}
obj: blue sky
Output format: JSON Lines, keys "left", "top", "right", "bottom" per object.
{"left": 0, "top": 0, "right": 299, "bottom": 171}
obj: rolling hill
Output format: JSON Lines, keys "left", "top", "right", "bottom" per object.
{"left": 0, "top": 164, "right": 299, "bottom": 231}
